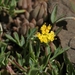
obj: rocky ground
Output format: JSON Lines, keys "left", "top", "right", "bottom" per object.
{"left": 49, "top": 0, "right": 75, "bottom": 64}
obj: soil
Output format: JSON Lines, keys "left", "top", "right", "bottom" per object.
{"left": 49, "top": 0, "right": 75, "bottom": 64}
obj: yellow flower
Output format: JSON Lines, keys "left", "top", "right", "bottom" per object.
{"left": 36, "top": 33, "right": 48, "bottom": 43}
{"left": 40, "top": 23, "right": 46, "bottom": 31}
{"left": 47, "top": 24, "right": 52, "bottom": 31}
{"left": 36, "top": 23, "right": 55, "bottom": 43}
{"left": 41, "top": 24, "right": 46, "bottom": 34}
{"left": 47, "top": 31, "right": 55, "bottom": 41}
{"left": 36, "top": 32, "right": 43, "bottom": 42}
{"left": 41, "top": 35, "right": 48, "bottom": 43}
{"left": 41, "top": 23, "right": 52, "bottom": 34}
{"left": 36, "top": 32, "right": 41, "bottom": 37}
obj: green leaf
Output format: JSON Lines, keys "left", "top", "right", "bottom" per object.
{"left": 55, "top": 26, "right": 63, "bottom": 35}
{"left": 0, "top": 0, "right": 2, "bottom": 4}
{"left": 42, "top": 54, "right": 50, "bottom": 69}
{"left": 9, "top": 0, "right": 16, "bottom": 8}
{"left": 13, "top": 32, "right": 20, "bottom": 45}
{"left": 46, "top": 44, "right": 51, "bottom": 55}
{"left": 0, "top": 52, "right": 10, "bottom": 66}
{"left": 42, "top": 72, "right": 48, "bottom": 75}
{"left": 51, "top": 5, "right": 57, "bottom": 24}
{"left": 52, "top": 69, "right": 56, "bottom": 75}
{"left": 0, "top": 41, "right": 7, "bottom": 52}
{"left": 29, "top": 42, "right": 35, "bottom": 60}
{"left": 5, "top": 34, "right": 16, "bottom": 43}
{"left": 16, "top": 52, "right": 23, "bottom": 66}
{"left": 51, "top": 60, "right": 61, "bottom": 75}
{"left": 59, "top": 63, "right": 64, "bottom": 75}
{"left": 8, "top": 0, "right": 17, "bottom": 16}
{"left": 50, "top": 46, "right": 69, "bottom": 61}
{"left": 35, "top": 41, "right": 40, "bottom": 58}
{"left": 26, "top": 28, "right": 37, "bottom": 42}
{"left": 55, "top": 14, "right": 66, "bottom": 23}
{"left": 14, "top": 10, "right": 26, "bottom": 14}
{"left": 0, "top": 54, "right": 5, "bottom": 64}
{"left": 56, "top": 17, "right": 75, "bottom": 23}
{"left": 4, "top": 52, "right": 10, "bottom": 65}
{"left": 4, "top": 0, "right": 9, "bottom": 5}
{"left": 20, "top": 35, "right": 25, "bottom": 47}
{"left": 29, "top": 57, "right": 34, "bottom": 67}
{"left": 64, "top": 53, "right": 75, "bottom": 75}
{"left": 28, "top": 68, "right": 39, "bottom": 75}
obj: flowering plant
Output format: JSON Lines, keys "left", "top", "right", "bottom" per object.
{"left": 36, "top": 23, "right": 55, "bottom": 43}
{"left": 0, "top": 2, "right": 75, "bottom": 75}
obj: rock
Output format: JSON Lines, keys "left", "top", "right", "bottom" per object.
{"left": 48, "top": 0, "right": 75, "bottom": 64}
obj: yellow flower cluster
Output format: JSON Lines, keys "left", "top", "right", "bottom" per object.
{"left": 36, "top": 23, "right": 55, "bottom": 43}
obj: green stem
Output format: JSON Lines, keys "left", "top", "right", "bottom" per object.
{"left": 14, "top": 10, "right": 26, "bottom": 14}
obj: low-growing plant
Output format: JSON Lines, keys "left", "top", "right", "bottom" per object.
{"left": 0, "top": 1, "right": 75, "bottom": 75}
{"left": 0, "top": 26, "right": 68, "bottom": 75}
{"left": 0, "top": 0, "right": 25, "bottom": 16}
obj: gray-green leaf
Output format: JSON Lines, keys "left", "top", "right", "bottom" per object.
{"left": 51, "top": 5, "right": 57, "bottom": 24}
